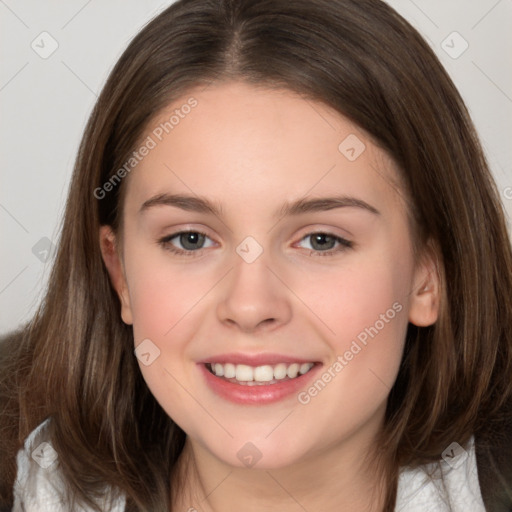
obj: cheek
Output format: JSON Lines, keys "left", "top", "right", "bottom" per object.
{"left": 298, "top": 251, "right": 410, "bottom": 348}
{"left": 123, "top": 251, "right": 212, "bottom": 417}
{"left": 124, "top": 243, "right": 213, "bottom": 341}
{"left": 294, "top": 249, "right": 411, "bottom": 403}
{"left": 308, "top": 254, "right": 411, "bottom": 413}
{"left": 122, "top": 245, "right": 223, "bottom": 400}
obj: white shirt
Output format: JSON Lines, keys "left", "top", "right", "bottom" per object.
{"left": 13, "top": 419, "right": 486, "bottom": 511}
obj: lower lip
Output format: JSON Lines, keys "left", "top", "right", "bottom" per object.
{"left": 198, "top": 363, "right": 322, "bottom": 405}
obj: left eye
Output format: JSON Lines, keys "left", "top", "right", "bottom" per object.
{"left": 296, "top": 232, "right": 352, "bottom": 253}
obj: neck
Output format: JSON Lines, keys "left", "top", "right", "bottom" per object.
{"left": 172, "top": 418, "right": 389, "bottom": 512}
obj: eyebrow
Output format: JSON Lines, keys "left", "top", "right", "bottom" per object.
{"left": 139, "top": 193, "right": 380, "bottom": 218}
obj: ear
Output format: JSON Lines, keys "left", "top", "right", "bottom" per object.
{"left": 408, "top": 240, "right": 441, "bottom": 327}
{"left": 99, "top": 226, "right": 133, "bottom": 325}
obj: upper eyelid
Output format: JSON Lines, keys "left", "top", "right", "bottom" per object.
{"left": 293, "top": 225, "right": 353, "bottom": 241}
{"left": 160, "top": 227, "right": 214, "bottom": 242}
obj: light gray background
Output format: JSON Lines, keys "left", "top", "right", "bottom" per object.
{"left": 1, "top": 0, "right": 511, "bottom": 335}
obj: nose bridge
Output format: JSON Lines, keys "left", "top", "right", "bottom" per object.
{"left": 216, "top": 242, "right": 292, "bottom": 332}
{"left": 232, "top": 247, "right": 272, "bottom": 290}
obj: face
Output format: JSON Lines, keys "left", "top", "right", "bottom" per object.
{"left": 101, "top": 81, "right": 439, "bottom": 470}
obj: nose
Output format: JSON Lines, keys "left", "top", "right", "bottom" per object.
{"left": 216, "top": 255, "right": 293, "bottom": 334}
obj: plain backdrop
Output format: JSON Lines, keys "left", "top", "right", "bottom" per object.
{"left": 1, "top": 0, "right": 511, "bottom": 335}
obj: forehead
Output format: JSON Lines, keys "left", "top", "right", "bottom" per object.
{"left": 123, "top": 81, "right": 405, "bottom": 217}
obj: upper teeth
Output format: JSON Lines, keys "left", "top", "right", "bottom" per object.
{"left": 209, "top": 362, "right": 314, "bottom": 382}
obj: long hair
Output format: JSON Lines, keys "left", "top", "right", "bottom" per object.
{"left": 1, "top": 0, "right": 511, "bottom": 510}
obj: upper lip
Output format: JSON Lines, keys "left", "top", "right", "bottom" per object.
{"left": 197, "top": 353, "right": 320, "bottom": 366}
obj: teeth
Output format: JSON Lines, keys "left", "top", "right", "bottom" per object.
{"left": 235, "top": 364, "right": 253, "bottom": 381}
{"left": 299, "top": 363, "right": 311, "bottom": 375}
{"left": 287, "top": 363, "right": 300, "bottom": 379}
{"left": 273, "top": 363, "right": 288, "bottom": 380}
{"left": 224, "top": 363, "right": 236, "bottom": 379}
{"left": 253, "top": 365, "right": 273, "bottom": 381}
{"left": 208, "top": 361, "right": 314, "bottom": 383}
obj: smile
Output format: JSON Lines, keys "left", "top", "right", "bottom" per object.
{"left": 206, "top": 362, "right": 315, "bottom": 385}
{"left": 198, "top": 355, "right": 322, "bottom": 404}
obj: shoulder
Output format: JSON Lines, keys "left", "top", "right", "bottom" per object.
{"left": 12, "top": 418, "right": 126, "bottom": 512}
{"left": 12, "top": 418, "right": 68, "bottom": 511}
{"left": 396, "top": 436, "right": 486, "bottom": 511}
{"left": 475, "top": 409, "right": 512, "bottom": 512}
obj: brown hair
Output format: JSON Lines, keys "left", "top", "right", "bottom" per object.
{"left": 1, "top": 0, "right": 511, "bottom": 510}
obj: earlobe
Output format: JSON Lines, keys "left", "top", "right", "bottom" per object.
{"left": 99, "top": 226, "right": 133, "bottom": 325}
{"left": 408, "top": 242, "right": 441, "bottom": 327}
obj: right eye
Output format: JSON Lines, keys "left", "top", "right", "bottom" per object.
{"left": 158, "top": 230, "right": 216, "bottom": 256}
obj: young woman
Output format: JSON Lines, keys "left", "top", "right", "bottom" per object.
{"left": 1, "top": 0, "right": 511, "bottom": 511}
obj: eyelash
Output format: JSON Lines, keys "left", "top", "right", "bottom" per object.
{"left": 158, "top": 230, "right": 354, "bottom": 258}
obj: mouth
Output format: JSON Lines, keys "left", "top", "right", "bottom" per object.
{"left": 198, "top": 356, "right": 322, "bottom": 404}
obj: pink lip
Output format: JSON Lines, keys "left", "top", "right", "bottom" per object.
{"left": 197, "top": 360, "right": 322, "bottom": 405}
{"left": 197, "top": 352, "right": 317, "bottom": 366}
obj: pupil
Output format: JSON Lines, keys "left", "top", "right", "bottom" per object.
{"left": 311, "top": 234, "right": 335, "bottom": 250}
{"left": 181, "top": 232, "right": 204, "bottom": 250}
